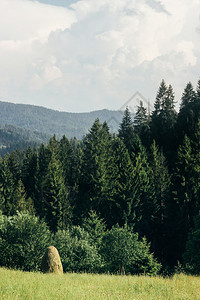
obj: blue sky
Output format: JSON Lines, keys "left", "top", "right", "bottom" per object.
{"left": 0, "top": 0, "right": 199, "bottom": 112}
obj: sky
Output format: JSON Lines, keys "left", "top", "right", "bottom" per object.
{"left": 0, "top": 0, "right": 199, "bottom": 112}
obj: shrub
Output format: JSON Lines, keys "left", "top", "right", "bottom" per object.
{"left": 101, "top": 225, "right": 161, "bottom": 275}
{"left": 53, "top": 226, "right": 103, "bottom": 273}
{"left": 0, "top": 212, "right": 51, "bottom": 271}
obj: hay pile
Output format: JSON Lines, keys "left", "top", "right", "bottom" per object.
{"left": 41, "top": 246, "right": 63, "bottom": 274}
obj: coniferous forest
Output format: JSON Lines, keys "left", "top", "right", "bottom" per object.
{"left": 1, "top": 79, "right": 200, "bottom": 275}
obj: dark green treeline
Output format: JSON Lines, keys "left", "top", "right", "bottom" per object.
{"left": 1, "top": 79, "right": 200, "bottom": 272}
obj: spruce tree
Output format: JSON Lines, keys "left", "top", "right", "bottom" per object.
{"left": 152, "top": 79, "right": 168, "bottom": 116}
{"left": 76, "top": 119, "right": 110, "bottom": 220}
{"left": 170, "top": 133, "right": 200, "bottom": 264}
{"left": 102, "top": 137, "right": 135, "bottom": 227}
{"left": 0, "top": 155, "right": 16, "bottom": 215}
{"left": 133, "top": 101, "right": 150, "bottom": 147}
{"left": 130, "top": 144, "right": 156, "bottom": 240}
{"left": 58, "top": 135, "right": 78, "bottom": 210}
{"left": 22, "top": 147, "right": 38, "bottom": 205}
{"left": 82, "top": 209, "right": 106, "bottom": 249}
{"left": 151, "top": 81, "right": 177, "bottom": 163}
{"left": 59, "top": 135, "right": 74, "bottom": 185}
{"left": 196, "top": 79, "right": 200, "bottom": 102}
{"left": 176, "top": 81, "right": 200, "bottom": 145}
{"left": 180, "top": 82, "right": 196, "bottom": 109}
{"left": 149, "top": 140, "right": 171, "bottom": 262}
{"left": 43, "top": 151, "right": 71, "bottom": 232}
{"left": 36, "top": 144, "right": 52, "bottom": 218}
{"left": 14, "top": 179, "right": 35, "bottom": 214}
{"left": 118, "top": 107, "right": 135, "bottom": 154}
{"left": 7, "top": 151, "right": 22, "bottom": 185}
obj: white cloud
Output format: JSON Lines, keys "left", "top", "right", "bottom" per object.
{"left": 0, "top": 0, "right": 200, "bottom": 112}
{"left": 0, "top": 0, "right": 76, "bottom": 41}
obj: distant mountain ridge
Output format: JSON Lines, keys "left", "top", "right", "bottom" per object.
{"left": 0, "top": 124, "right": 50, "bottom": 157}
{"left": 0, "top": 101, "right": 124, "bottom": 139}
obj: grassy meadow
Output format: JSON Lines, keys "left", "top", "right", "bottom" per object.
{"left": 0, "top": 268, "right": 200, "bottom": 299}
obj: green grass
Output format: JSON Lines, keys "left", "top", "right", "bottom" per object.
{"left": 0, "top": 268, "right": 200, "bottom": 299}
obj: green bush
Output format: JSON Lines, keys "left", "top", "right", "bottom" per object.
{"left": 0, "top": 211, "right": 161, "bottom": 275}
{"left": 53, "top": 226, "right": 103, "bottom": 273}
{"left": 101, "top": 225, "right": 161, "bottom": 275}
{"left": 0, "top": 212, "right": 51, "bottom": 271}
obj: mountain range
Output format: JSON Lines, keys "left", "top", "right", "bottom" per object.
{"left": 0, "top": 100, "right": 125, "bottom": 155}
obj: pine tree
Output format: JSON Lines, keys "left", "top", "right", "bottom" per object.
{"left": 133, "top": 101, "right": 150, "bottom": 147}
{"left": 48, "top": 134, "right": 59, "bottom": 154}
{"left": 102, "top": 137, "right": 135, "bottom": 227}
{"left": 180, "top": 82, "right": 196, "bottom": 109}
{"left": 151, "top": 81, "right": 177, "bottom": 163}
{"left": 0, "top": 155, "right": 16, "bottom": 215}
{"left": 7, "top": 151, "right": 22, "bottom": 185}
{"left": 169, "top": 132, "right": 200, "bottom": 264}
{"left": 196, "top": 79, "right": 200, "bottom": 103}
{"left": 77, "top": 119, "right": 110, "bottom": 220}
{"left": 59, "top": 135, "right": 74, "bottom": 185}
{"left": 118, "top": 107, "right": 135, "bottom": 154}
{"left": 43, "top": 151, "right": 71, "bottom": 232}
{"left": 130, "top": 144, "right": 156, "bottom": 240}
{"left": 36, "top": 144, "right": 52, "bottom": 218}
{"left": 22, "top": 147, "right": 38, "bottom": 204}
{"left": 14, "top": 179, "right": 35, "bottom": 214}
{"left": 176, "top": 81, "right": 200, "bottom": 144}
{"left": 152, "top": 79, "right": 168, "bottom": 116}
{"left": 151, "top": 80, "right": 167, "bottom": 145}
{"left": 58, "top": 135, "right": 78, "bottom": 209}
{"left": 148, "top": 140, "right": 170, "bottom": 262}
{"left": 82, "top": 209, "right": 106, "bottom": 248}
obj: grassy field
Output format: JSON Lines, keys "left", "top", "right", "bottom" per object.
{"left": 0, "top": 268, "right": 200, "bottom": 299}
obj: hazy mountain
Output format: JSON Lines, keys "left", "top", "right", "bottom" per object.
{"left": 0, "top": 124, "right": 50, "bottom": 156}
{"left": 0, "top": 101, "right": 124, "bottom": 140}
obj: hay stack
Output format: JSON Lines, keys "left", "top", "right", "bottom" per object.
{"left": 41, "top": 246, "right": 63, "bottom": 274}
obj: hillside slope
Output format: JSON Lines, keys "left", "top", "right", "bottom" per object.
{"left": 0, "top": 124, "right": 50, "bottom": 156}
{"left": 0, "top": 101, "right": 123, "bottom": 139}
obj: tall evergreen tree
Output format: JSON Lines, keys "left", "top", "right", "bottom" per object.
{"left": 58, "top": 135, "right": 80, "bottom": 222}
{"left": 59, "top": 135, "right": 74, "bottom": 185}
{"left": 170, "top": 130, "right": 200, "bottom": 265}
{"left": 118, "top": 107, "right": 135, "bottom": 154}
{"left": 7, "top": 151, "right": 22, "bottom": 185}
{"left": 130, "top": 144, "right": 156, "bottom": 240}
{"left": 0, "top": 155, "right": 16, "bottom": 215}
{"left": 48, "top": 134, "right": 59, "bottom": 154}
{"left": 102, "top": 137, "right": 135, "bottom": 227}
{"left": 133, "top": 101, "right": 150, "bottom": 147}
{"left": 14, "top": 179, "right": 35, "bottom": 214}
{"left": 176, "top": 82, "right": 197, "bottom": 144}
{"left": 152, "top": 79, "right": 168, "bottom": 115}
{"left": 43, "top": 151, "right": 71, "bottom": 232}
{"left": 180, "top": 82, "right": 196, "bottom": 109}
{"left": 22, "top": 147, "right": 38, "bottom": 206}
{"left": 148, "top": 140, "right": 170, "bottom": 262}
{"left": 151, "top": 81, "right": 177, "bottom": 163}
{"left": 76, "top": 119, "right": 110, "bottom": 220}
{"left": 36, "top": 144, "right": 52, "bottom": 218}
{"left": 196, "top": 79, "right": 200, "bottom": 103}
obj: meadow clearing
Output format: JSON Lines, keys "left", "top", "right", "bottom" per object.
{"left": 0, "top": 268, "right": 200, "bottom": 299}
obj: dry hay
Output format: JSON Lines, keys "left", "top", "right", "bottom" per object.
{"left": 41, "top": 246, "right": 63, "bottom": 274}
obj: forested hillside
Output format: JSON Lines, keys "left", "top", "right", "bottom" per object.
{"left": 1, "top": 79, "right": 200, "bottom": 275}
{"left": 0, "top": 125, "right": 50, "bottom": 157}
{"left": 0, "top": 101, "right": 123, "bottom": 139}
